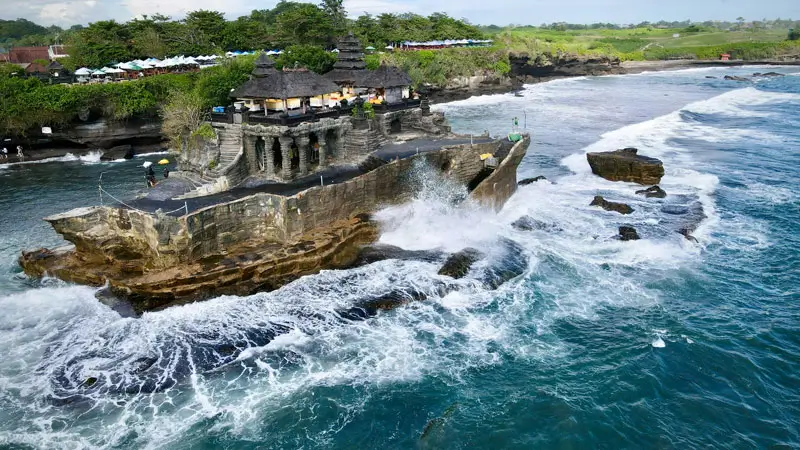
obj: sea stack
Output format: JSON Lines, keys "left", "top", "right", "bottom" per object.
{"left": 586, "top": 148, "right": 664, "bottom": 185}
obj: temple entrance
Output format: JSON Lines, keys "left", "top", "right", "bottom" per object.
{"left": 290, "top": 141, "right": 300, "bottom": 171}
{"left": 389, "top": 118, "right": 402, "bottom": 134}
{"left": 309, "top": 133, "right": 320, "bottom": 168}
{"left": 271, "top": 137, "right": 282, "bottom": 173}
{"left": 255, "top": 137, "right": 266, "bottom": 171}
{"left": 325, "top": 129, "right": 338, "bottom": 161}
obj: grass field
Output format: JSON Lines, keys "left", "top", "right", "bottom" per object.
{"left": 485, "top": 26, "right": 799, "bottom": 60}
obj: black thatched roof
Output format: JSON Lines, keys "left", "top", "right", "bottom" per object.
{"left": 252, "top": 53, "right": 278, "bottom": 78}
{"left": 358, "top": 63, "right": 412, "bottom": 88}
{"left": 333, "top": 33, "right": 365, "bottom": 71}
{"left": 231, "top": 64, "right": 340, "bottom": 99}
{"left": 324, "top": 68, "right": 368, "bottom": 86}
{"left": 47, "top": 60, "right": 63, "bottom": 70}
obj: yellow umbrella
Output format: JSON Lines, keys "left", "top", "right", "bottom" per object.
{"left": 158, "top": 158, "right": 170, "bottom": 165}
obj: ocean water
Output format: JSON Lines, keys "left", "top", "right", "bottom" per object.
{"left": 1, "top": 66, "right": 799, "bottom": 449}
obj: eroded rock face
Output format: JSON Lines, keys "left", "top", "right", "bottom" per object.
{"left": 100, "top": 144, "right": 135, "bottom": 161}
{"left": 590, "top": 196, "right": 634, "bottom": 215}
{"left": 586, "top": 148, "right": 664, "bottom": 185}
{"left": 635, "top": 185, "right": 667, "bottom": 198}
{"left": 438, "top": 248, "right": 483, "bottom": 279}
{"left": 518, "top": 176, "right": 547, "bottom": 185}
{"left": 618, "top": 226, "right": 640, "bottom": 241}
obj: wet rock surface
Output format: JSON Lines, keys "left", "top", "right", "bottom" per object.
{"left": 752, "top": 72, "right": 784, "bottom": 77}
{"left": 511, "top": 215, "right": 562, "bottom": 232}
{"left": 635, "top": 185, "right": 667, "bottom": 198}
{"left": 618, "top": 226, "right": 640, "bottom": 241}
{"left": 438, "top": 248, "right": 484, "bottom": 279}
{"left": 518, "top": 176, "right": 547, "bottom": 185}
{"left": 586, "top": 148, "right": 664, "bottom": 185}
{"left": 590, "top": 196, "right": 634, "bottom": 215}
{"left": 100, "top": 144, "right": 135, "bottom": 161}
{"left": 724, "top": 75, "right": 752, "bottom": 82}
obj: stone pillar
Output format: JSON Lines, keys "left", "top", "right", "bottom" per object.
{"left": 265, "top": 136, "right": 274, "bottom": 178}
{"left": 318, "top": 139, "right": 327, "bottom": 168}
{"left": 296, "top": 134, "right": 309, "bottom": 176}
{"left": 335, "top": 129, "right": 345, "bottom": 161}
{"left": 278, "top": 135, "right": 293, "bottom": 180}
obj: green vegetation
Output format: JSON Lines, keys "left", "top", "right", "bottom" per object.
{"left": 790, "top": 29, "right": 800, "bottom": 41}
{"left": 375, "top": 48, "right": 510, "bottom": 86}
{"left": 275, "top": 45, "right": 337, "bottom": 73}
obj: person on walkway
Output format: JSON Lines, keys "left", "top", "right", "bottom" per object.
{"left": 146, "top": 165, "right": 156, "bottom": 187}
{"left": 16, "top": 145, "right": 23, "bottom": 161}
{"left": 163, "top": 167, "right": 170, "bottom": 179}
{"left": 1, "top": 147, "right": 7, "bottom": 159}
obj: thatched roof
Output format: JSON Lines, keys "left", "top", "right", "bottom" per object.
{"left": 231, "top": 59, "right": 340, "bottom": 99}
{"left": 46, "top": 60, "right": 64, "bottom": 71}
{"left": 324, "top": 68, "right": 368, "bottom": 86}
{"left": 358, "top": 63, "right": 412, "bottom": 88}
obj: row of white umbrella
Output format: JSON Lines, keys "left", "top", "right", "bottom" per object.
{"left": 73, "top": 54, "right": 223, "bottom": 77}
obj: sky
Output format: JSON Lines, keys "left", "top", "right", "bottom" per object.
{"left": 2, "top": 0, "right": 799, "bottom": 28}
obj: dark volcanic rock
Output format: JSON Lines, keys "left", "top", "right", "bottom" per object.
{"left": 518, "top": 176, "right": 547, "bottom": 185}
{"left": 352, "top": 244, "right": 444, "bottom": 267}
{"left": 586, "top": 148, "right": 664, "bottom": 185}
{"left": 100, "top": 144, "right": 135, "bottom": 161}
{"left": 438, "top": 248, "right": 484, "bottom": 279}
{"left": 618, "top": 226, "right": 640, "bottom": 241}
{"left": 590, "top": 196, "right": 634, "bottom": 215}
{"left": 635, "top": 185, "right": 667, "bottom": 198}
{"left": 752, "top": 72, "right": 784, "bottom": 77}
{"left": 724, "top": 75, "right": 751, "bottom": 82}
{"left": 678, "top": 228, "right": 699, "bottom": 243}
{"left": 511, "top": 215, "right": 562, "bottom": 232}
{"left": 705, "top": 76, "right": 718, "bottom": 79}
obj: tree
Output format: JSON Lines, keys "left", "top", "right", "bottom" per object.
{"left": 275, "top": 44, "right": 336, "bottom": 73}
{"left": 736, "top": 17, "right": 745, "bottom": 30}
{"left": 185, "top": 10, "right": 227, "bottom": 49}
{"left": 67, "top": 20, "right": 133, "bottom": 68}
{"left": 320, "top": 0, "right": 347, "bottom": 38}
{"left": 789, "top": 29, "right": 800, "bottom": 41}
{"left": 272, "top": 4, "right": 333, "bottom": 47}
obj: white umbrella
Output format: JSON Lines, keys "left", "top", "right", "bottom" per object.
{"left": 142, "top": 161, "right": 153, "bottom": 168}
{"left": 74, "top": 67, "right": 91, "bottom": 75}
{"left": 91, "top": 69, "right": 106, "bottom": 76}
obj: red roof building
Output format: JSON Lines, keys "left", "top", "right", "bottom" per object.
{"left": 8, "top": 46, "right": 50, "bottom": 64}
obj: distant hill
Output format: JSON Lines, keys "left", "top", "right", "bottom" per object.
{"left": 0, "top": 18, "right": 61, "bottom": 45}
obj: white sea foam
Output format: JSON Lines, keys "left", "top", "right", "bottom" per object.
{"left": 0, "top": 150, "right": 107, "bottom": 167}
{"left": 651, "top": 337, "right": 666, "bottom": 348}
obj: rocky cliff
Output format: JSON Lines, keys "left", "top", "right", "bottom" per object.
{"left": 509, "top": 52, "right": 624, "bottom": 82}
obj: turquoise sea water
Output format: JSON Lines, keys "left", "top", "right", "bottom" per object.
{"left": 0, "top": 67, "right": 798, "bottom": 448}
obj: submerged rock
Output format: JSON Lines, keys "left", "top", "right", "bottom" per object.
{"left": 705, "top": 76, "right": 718, "bottom": 79}
{"left": 518, "top": 176, "right": 547, "bottom": 185}
{"left": 438, "top": 248, "right": 484, "bottom": 279}
{"left": 586, "top": 148, "right": 664, "bottom": 185}
{"left": 724, "top": 75, "right": 751, "bottom": 82}
{"left": 618, "top": 226, "right": 640, "bottom": 241}
{"left": 590, "top": 196, "right": 634, "bottom": 215}
{"left": 752, "top": 72, "right": 784, "bottom": 77}
{"left": 511, "top": 215, "right": 562, "bottom": 232}
{"left": 635, "top": 185, "right": 667, "bottom": 198}
{"left": 352, "top": 244, "right": 444, "bottom": 267}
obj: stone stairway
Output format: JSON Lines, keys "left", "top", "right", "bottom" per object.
{"left": 175, "top": 129, "right": 244, "bottom": 199}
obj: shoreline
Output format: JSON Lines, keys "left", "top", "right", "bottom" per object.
{"left": 2, "top": 59, "right": 796, "bottom": 166}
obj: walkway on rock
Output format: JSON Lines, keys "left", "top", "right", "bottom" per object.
{"left": 128, "top": 136, "right": 495, "bottom": 216}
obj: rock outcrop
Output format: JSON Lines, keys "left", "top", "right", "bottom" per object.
{"left": 509, "top": 52, "right": 623, "bottom": 82}
{"left": 752, "top": 72, "right": 784, "bottom": 77}
{"left": 586, "top": 148, "right": 664, "bottom": 185}
{"left": 724, "top": 75, "right": 751, "bottom": 82}
{"left": 100, "top": 144, "right": 135, "bottom": 161}
{"left": 518, "top": 176, "right": 547, "bottom": 185}
{"left": 590, "top": 196, "right": 634, "bottom": 215}
{"left": 635, "top": 185, "right": 667, "bottom": 198}
{"left": 511, "top": 215, "right": 562, "bottom": 232}
{"left": 438, "top": 248, "right": 483, "bottom": 279}
{"left": 618, "top": 226, "right": 640, "bottom": 241}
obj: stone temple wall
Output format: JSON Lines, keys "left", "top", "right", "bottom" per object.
{"left": 44, "top": 139, "right": 520, "bottom": 269}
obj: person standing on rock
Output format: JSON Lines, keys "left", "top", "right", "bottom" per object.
{"left": 16, "top": 145, "right": 24, "bottom": 161}
{"left": 1, "top": 147, "right": 7, "bottom": 159}
{"left": 163, "top": 167, "right": 170, "bottom": 179}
